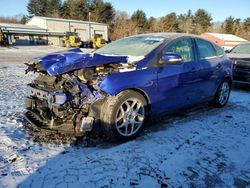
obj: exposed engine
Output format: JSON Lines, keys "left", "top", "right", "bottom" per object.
{"left": 24, "top": 61, "right": 136, "bottom": 135}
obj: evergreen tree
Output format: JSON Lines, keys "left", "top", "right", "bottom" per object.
{"left": 193, "top": 9, "right": 212, "bottom": 34}
{"left": 158, "top": 13, "right": 180, "bottom": 32}
{"left": 243, "top": 17, "right": 250, "bottom": 31}
{"left": 233, "top": 18, "right": 241, "bottom": 34}
{"left": 110, "top": 11, "right": 137, "bottom": 40}
{"left": 243, "top": 17, "right": 250, "bottom": 40}
{"left": 20, "top": 15, "right": 28, "bottom": 24}
{"left": 61, "top": 0, "right": 71, "bottom": 19}
{"left": 46, "top": 0, "right": 62, "bottom": 17}
{"left": 89, "top": 0, "right": 115, "bottom": 24}
{"left": 27, "top": 0, "right": 38, "bottom": 16}
{"left": 222, "top": 17, "right": 242, "bottom": 34}
{"left": 222, "top": 16, "right": 235, "bottom": 34}
{"left": 25, "top": 0, "right": 250, "bottom": 41}
{"left": 61, "top": 0, "right": 89, "bottom": 20}
{"left": 178, "top": 10, "right": 194, "bottom": 33}
{"left": 27, "top": 0, "right": 48, "bottom": 16}
{"left": 131, "top": 10, "right": 148, "bottom": 31}
{"left": 148, "top": 17, "right": 158, "bottom": 32}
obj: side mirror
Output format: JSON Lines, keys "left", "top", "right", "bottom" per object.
{"left": 159, "top": 53, "right": 183, "bottom": 64}
{"left": 225, "top": 50, "right": 231, "bottom": 53}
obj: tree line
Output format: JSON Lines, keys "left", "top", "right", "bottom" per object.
{"left": 27, "top": 0, "right": 115, "bottom": 24}
{"left": 0, "top": 16, "right": 27, "bottom": 24}
{"left": 1, "top": 0, "right": 250, "bottom": 41}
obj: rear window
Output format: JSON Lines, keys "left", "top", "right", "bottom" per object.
{"left": 214, "top": 44, "right": 224, "bottom": 56}
{"left": 196, "top": 38, "right": 216, "bottom": 60}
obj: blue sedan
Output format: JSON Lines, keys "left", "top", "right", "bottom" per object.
{"left": 24, "top": 33, "right": 232, "bottom": 141}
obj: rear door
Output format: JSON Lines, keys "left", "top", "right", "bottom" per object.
{"left": 194, "top": 38, "right": 223, "bottom": 99}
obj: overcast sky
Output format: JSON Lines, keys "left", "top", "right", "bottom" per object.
{"left": 0, "top": 0, "right": 250, "bottom": 22}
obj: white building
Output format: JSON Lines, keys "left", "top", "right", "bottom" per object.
{"left": 0, "top": 22, "right": 49, "bottom": 45}
{"left": 27, "top": 16, "right": 108, "bottom": 45}
{"left": 201, "top": 33, "right": 248, "bottom": 50}
{"left": 0, "top": 16, "right": 108, "bottom": 46}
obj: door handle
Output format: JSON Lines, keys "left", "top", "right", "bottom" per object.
{"left": 216, "top": 63, "right": 222, "bottom": 69}
{"left": 191, "top": 67, "right": 197, "bottom": 73}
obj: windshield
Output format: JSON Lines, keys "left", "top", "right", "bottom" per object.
{"left": 231, "top": 43, "right": 250, "bottom": 54}
{"left": 94, "top": 35, "right": 166, "bottom": 57}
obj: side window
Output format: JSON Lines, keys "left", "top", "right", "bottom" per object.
{"left": 214, "top": 44, "right": 224, "bottom": 56}
{"left": 196, "top": 38, "right": 216, "bottom": 60}
{"left": 163, "top": 38, "right": 194, "bottom": 63}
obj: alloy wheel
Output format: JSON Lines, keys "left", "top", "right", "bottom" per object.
{"left": 115, "top": 98, "right": 145, "bottom": 137}
{"left": 218, "top": 81, "right": 230, "bottom": 105}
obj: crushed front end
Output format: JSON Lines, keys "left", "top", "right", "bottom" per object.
{"left": 24, "top": 72, "right": 106, "bottom": 135}
{"left": 24, "top": 48, "right": 137, "bottom": 135}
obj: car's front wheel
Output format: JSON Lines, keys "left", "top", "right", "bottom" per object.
{"left": 212, "top": 79, "right": 231, "bottom": 107}
{"left": 101, "top": 90, "right": 147, "bottom": 141}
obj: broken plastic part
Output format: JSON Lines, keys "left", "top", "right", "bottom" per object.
{"left": 80, "top": 117, "right": 94, "bottom": 132}
{"left": 53, "top": 93, "right": 67, "bottom": 105}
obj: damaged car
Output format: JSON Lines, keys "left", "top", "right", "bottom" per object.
{"left": 24, "top": 33, "right": 232, "bottom": 141}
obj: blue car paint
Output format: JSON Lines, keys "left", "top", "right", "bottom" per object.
{"left": 36, "top": 48, "right": 127, "bottom": 76}
{"left": 198, "top": 56, "right": 231, "bottom": 98}
{"left": 34, "top": 34, "right": 232, "bottom": 116}
{"left": 98, "top": 67, "right": 160, "bottom": 114}
{"left": 71, "top": 78, "right": 105, "bottom": 104}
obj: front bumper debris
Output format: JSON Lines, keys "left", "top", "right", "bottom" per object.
{"left": 24, "top": 74, "right": 104, "bottom": 135}
{"left": 24, "top": 109, "right": 95, "bottom": 136}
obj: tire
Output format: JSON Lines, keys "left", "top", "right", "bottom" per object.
{"left": 212, "top": 79, "right": 231, "bottom": 107}
{"left": 100, "top": 90, "right": 148, "bottom": 141}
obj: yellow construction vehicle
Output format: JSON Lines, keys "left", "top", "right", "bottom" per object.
{"left": 0, "top": 30, "right": 9, "bottom": 47}
{"left": 0, "top": 30, "right": 4, "bottom": 47}
{"left": 91, "top": 34, "right": 107, "bottom": 49}
{"left": 63, "top": 32, "right": 82, "bottom": 48}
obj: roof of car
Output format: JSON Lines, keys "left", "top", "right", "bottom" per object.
{"left": 133, "top": 32, "right": 200, "bottom": 40}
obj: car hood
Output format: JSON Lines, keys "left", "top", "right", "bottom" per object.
{"left": 34, "top": 48, "right": 129, "bottom": 76}
{"left": 227, "top": 53, "right": 250, "bottom": 61}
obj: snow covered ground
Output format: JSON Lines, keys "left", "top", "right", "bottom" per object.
{"left": 0, "top": 46, "right": 250, "bottom": 188}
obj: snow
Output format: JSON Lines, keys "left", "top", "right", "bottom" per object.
{"left": 0, "top": 46, "right": 250, "bottom": 187}
{"left": 127, "top": 56, "right": 144, "bottom": 63}
{"left": 92, "top": 53, "right": 145, "bottom": 63}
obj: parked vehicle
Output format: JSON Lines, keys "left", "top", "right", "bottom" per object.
{"left": 24, "top": 33, "right": 232, "bottom": 141}
{"left": 91, "top": 34, "right": 107, "bottom": 49}
{"left": 62, "top": 32, "right": 82, "bottom": 48}
{"left": 0, "top": 30, "right": 9, "bottom": 47}
{"left": 227, "top": 43, "right": 250, "bottom": 84}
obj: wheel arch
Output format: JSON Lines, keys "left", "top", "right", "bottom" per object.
{"left": 129, "top": 88, "right": 151, "bottom": 105}
{"left": 224, "top": 75, "right": 232, "bottom": 85}
{"left": 117, "top": 88, "right": 151, "bottom": 109}
{"left": 100, "top": 88, "right": 150, "bottom": 141}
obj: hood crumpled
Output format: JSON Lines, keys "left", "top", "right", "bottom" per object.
{"left": 35, "top": 48, "right": 129, "bottom": 76}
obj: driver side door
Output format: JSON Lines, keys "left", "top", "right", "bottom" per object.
{"left": 155, "top": 37, "right": 201, "bottom": 114}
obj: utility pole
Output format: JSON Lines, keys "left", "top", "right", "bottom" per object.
{"left": 88, "top": 12, "right": 91, "bottom": 22}
{"left": 88, "top": 12, "right": 91, "bottom": 41}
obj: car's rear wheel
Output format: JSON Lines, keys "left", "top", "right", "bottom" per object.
{"left": 212, "top": 79, "right": 231, "bottom": 107}
{"left": 101, "top": 90, "right": 147, "bottom": 141}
